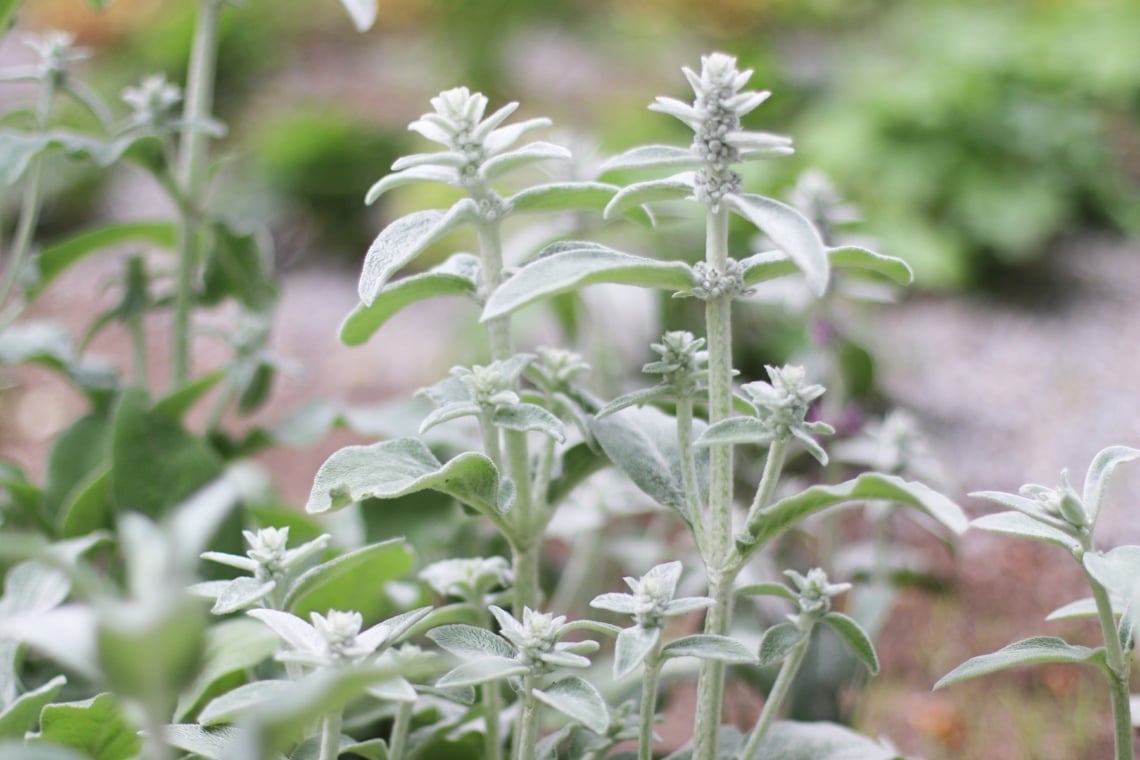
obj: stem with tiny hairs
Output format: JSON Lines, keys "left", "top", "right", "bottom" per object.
{"left": 739, "top": 631, "right": 811, "bottom": 759}
{"left": 515, "top": 675, "right": 541, "bottom": 760}
{"left": 318, "top": 711, "right": 342, "bottom": 760}
{"left": 388, "top": 701, "right": 413, "bottom": 760}
{"left": 637, "top": 648, "right": 664, "bottom": 760}
{"left": 1085, "top": 564, "right": 1132, "bottom": 760}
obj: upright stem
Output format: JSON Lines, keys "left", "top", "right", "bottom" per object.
{"left": 515, "top": 675, "right": 541, "bottom": 760}
{"left": 172, "top": 0, "right": 223, "bottom": 388}
{"left": 483, "top": 683, "right": 503, "bottom": 760}
{"left": 638, "top": 656, "right": 664, "bottom": 760}
{"left": 1086, "top": 568, "right": 1132, "bottom": 760}
{"left": 318, "top": 712, "right": 342, "bottom": 760}
{"left": 143, "top": 706, "right": 173, "bottom": 760}
{"left": 739, "top": 633, "right": 811, "bottom": 759}
{"left": 388, "top": 701, "right": 413, "bottom": 760}
{"left": 0, "top": 81, "right": 56, "bottom": 311}
{"left": 676, "top": 395, "right": 706, "bottom": 554}
{"left": 129, "top": 318, "right": 149, "bottom": 387}
{"left": 692, "top": 205, "right": 735, "bottom": 760}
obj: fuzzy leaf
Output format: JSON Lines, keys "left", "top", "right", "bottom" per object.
{"left": 338, "top": 0, "right": 377, "bottom": 31}
{"left": 1045, "top": 598, "right": 1103, "bottom": 621}
{"left": 828, "top": 246, "right": 913, "bottom": 285}
{"left": 935, "top": 637, "right": 1106, "bottom": 690}
{"left": 695, "top": 417, "right": 773, "bottom": 447}
{"left": 742, "top": 473, "right": 966, "bottom": 551}
{"left": 532, "top": 676, "right": 610, "bottom": 735}
{"left": 306, "top": 438, "right": 498, "bottom": 516}
{"left": 435, "top": 657, "right": 527, "bottom": 688}
{"left": 1083, "top": 446, "right": 1140, "bottom": 525}
{"left": 736, "top": 582, "right": 797, "bottom": 603}
{"left": 613, "top": 625, "right": 660, "bottom": 680}
{"left": 661, "top": 634, "right": 757, "bottom": 665}
{"left": 198, "top": 680, "right": 292, "bottom": 726}
{"left": 284, "top": 538, "right": 413, "bottom": 617}
{"left": 492, "top": 403, "right": 565, "bottom": 441}
{"left": 970, "top": 512, "right": 1081, "bottom": 554}
{"left": 359, "top": 200, "right": 479, "bottom": 305}
{"left": 1084, "top": 547, "right": 1140, "bottom": 605}
{"left": 594, "top": 385, "right": 669, "bottom": 421}
{"left": 364, "top": 166, "right": 457, "bottom": 205}
{"left": 481, "top": 141, "right": 570, "bottom": 180}
{"left": 758, "top": 622, "right": 807, "bottom": 668}
{"left": 822, "top": 612, "right": 879, "bottom": 675}
{"left": 428, "top": 624, "right": 514, "bottom": 660}
{"left": 603, "top": 174, "right": 694, "bottom": 219}
{"left": 507, "top": 182, "right": 618, "bottom": 214}
{"left": 0, "top": 130, "right": 153, "bottom": 186}
{"left": 599, "top": 144, "right": 702, "bottom": 174}
{"left": 174, "top": 619, "right": 280, "bottom": 721}
{"left": 723, "top": 193, "right": 829, "bottom": 296}
{"left": 0, "top": 674, "right": 66, "bottom": 738}
{"left": 38, "top": 693, "right": 140, "bottom": 760}
{"left": 0, "top": 607, "right": 98, "bottom": 679}
{"left": 210, "top": 577, "right": 276, "bottom": 615}
{"left": 162, "top": 725, "right": 241, "bottom": 760}
{"left": 482, "top": 244, "right": 693, "bottom": 321}
{"left": 748, "top": 721, "right": 903, "bottom": 760}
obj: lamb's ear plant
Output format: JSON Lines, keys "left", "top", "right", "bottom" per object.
{"left": 937, "top": 446, "right": 1140, "bottom": 760}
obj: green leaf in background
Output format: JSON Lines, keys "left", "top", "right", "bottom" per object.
{"left": 284, "top": 538, "right": 414, "bottom": 620}
{"left": 935, "top": 636, "right": 1106, "bottom": 690}
{"left": 0, "top": 0, "right": 22, "bottom": 37}
{"left": 42, "top": 412, "right": 111, "bottom": 525}
{"left": 748, "top": 721, "right": 904, "bottom": 760}
{"left": 532, "top": 676, "right": 610, "bottom": 735}
{"left": 0, "top": 674, "right": 66, "bottom": 738}
{"left": 201, "top": 222, "right": 278, "bottom": 312}
{"left": 174, "top": 619, "right": 280, "bottom": 721}
{"left": 507, "top": 182, "right": 618, "bottom": 215}
{"left": 24, "top": 222, "right": 176, "bottom": 302}
{"left": 58, "top": 468, "right": 111, "bottom": 539}
{"left": 198, "top": 680, "right": 293, "bottom": 727}
{"left": 822, "top": 612, "right": 879, "bottom": 675}
{"left": 306, "top": 438, "right": 499, "bottom": 517}
{"left": 37, "top": 693, "right": 141, "bottom": 760}
{"left": 481, "top": 243, "right": 694, "bottom": 321}
{"left": 109, "top": 388, "right": 224, "bottom": 519}
{"left": 340, "top": 253, "right": 480, "bottom": 347}
{"left": 722, "top": 192, "right": 829, "bottom": 296}
{"left": 545, "top": 441, "right": 608, "bottom": 507}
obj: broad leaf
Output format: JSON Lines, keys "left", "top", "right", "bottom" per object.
{"left": 340, "top": 253, "right": 480, "bottom": 346}
{"left": 491, "top": 403, "right": 565, "bottom": 441}
{"left": 481, "top": 244, "right": 693, "bottom": 321}
{"left": 758, "top": 622, "right": 806, "bottom": 667}
{"left": 198, "top": 680, "right": 293, "bottom": 726}
{"left": 284, "top": 538, "right": 413, "bottom": 618}
{"left": 613, "top": 625, "right": 660, "bottom": 680}
{"left": 174, "top": 619, "right": 279, "bottom": 721}
{"left": 723, "top": 193, "right": 829, "bottom": 296}
{"left": 532, "top": 676, "right": 609, "bottom": 735}
{"left": 935, "top": 637, "right": 1105, "bottom": 690}
{"left": 0, "top": 130, "right": 149, "bottom": 186}
{"left": 822, "top": 612, "right": 879, "bottom": 675}
{"left": 435, "top": 657, "right": 527, "bottom": 688}
{"left": 306, "top": 438, "right": 498, "bottom": 516}
{"left": 970, "top": 512, "right": 1081, "bottom": 554}
{"left": 661, "top": 634, "right": 756, "bottom": 665}
{"left": 162, "top": 725, "right": 241, "bottom": 760}
{"left": 428, "top": 624, "right": 514, "bottom": 660}
{"left": 739, "top": 246, "right": 912, "bottom": 290}
{"left": 0, "top": 674, "right": 66, "bottom": 738}
{"left": 200, "top": 222, "right": 278, "bottom": 312}
{"left": 38, "top": 693, "right": 140, "bottom": 760}
{"left": 359, "top": 201, "right": 479, "bottom": 305}
{"left": 1084, "top": 547, "right": 1140, "bottom": 605}
{"left": 0, "top": 607, "right": 98, "bottom": 678}
{"left": 694, "top": 417, "right": 773, "bottom": 447}
{"left": 507, "top": 182, "right": 617, "bottom": 214}
{"left": 546, "top": 442, "right": 609, "bottom": 507}
{"left": 1083, "top": 446, "right": 1140, "bottom": 525}
{"left": 603, "top": 174, "right": 694, "bottom": 219}
{"left": 599, "top": 145, "right": 702, "bottom": 173}
{"left": 208, "top": 577, "right": 275, "bottom": 615}
{"left": 749, "top": 721, "right": 903, "bottom": 760}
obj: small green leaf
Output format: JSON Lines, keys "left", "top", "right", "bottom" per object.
{"left": 1083, "top": 446, "right": 1140, "bottom": 525}
{"left": 481, "top": 142, "right": 570, "bottom": 180}
{"left": 661, "top": 634, "right": 757, "bottom": 665}
{"left": 0, "top": 0, "right": 23, "bottom": 37}
{"left": 428, "top": 624, "right": 514, "bottom": 660}
{"left": 198, "top": 680, "right": 292, "bottom": 726}
{"left": 603, "top": 174, "right": 693, "bottom": 219}
{"left": 722, "top": 193, "right": 829, "bottom": 296}
{"left": 532, "top": 676, "right": 610, "bottom": 735}
{"left": 935, "top": 637, "right": 1106, "bottom": 690}
{"left": 436, "top": 657, "right": 528, "bottom": 688}
{"left": 174, "top": 619, "right": 279, "bottom": 721}
{"left": 507, "top": 182, "right": 617, "bottom": 214}
{"left": 822, "top": 612, "right": 879, "bottom": 675}
{"left": 970, "top": 511, "right": 1081, "bottom": 554}
{"left": 154, "top": 371, "right": 226, "bottom": 419}
{"left": 340, "top": 253, "right": 480, "bottom": 346}
{"left": 757, "top": 623, "right": 806, "bottom": 667}
{"left": 594, "top": 385, "right": 669, "bottom": 421}
{"left": 613, "top": 625, "right": 660, "bottom": 680}
{"left": 748, "top": 721, "right": 903, "bottom": 760}
{"left": 735, "top": 582, "right": 796, "bottom": 603}
{"left": 38, "top": 693, "right": 141, "bottom": 760}
{"left": 162, "top": 724, "right": 241, "bottom": 760}
{"left": 96, "top": 597, "right": 206, "bottom": 704}
{"left": 359, "top": 201, "right": 480, "bottom": 305}
{"left": 0, "top": 674, "right": 66, "bottom": 738}
{"left": 599, "top": 145, "right": 701, "bottom": 174}
{"left": 694, "top": 417, "right": 773, "bottom": 448}
{"left": 306, "top": 438, "right": 499, "bottom": 516}
{"left": 492, "top": 403, "right": 565, "bottom": 441}
{"left": 481, "top": 243, "right": 693, "bottom": 321}
{"left": 828, "top": 246, "right": 913, "bottom": 285}
{"left": 201, "top": 222, "right": 278, "bottom": 312}
{"left": 284, "top": 538, "right": 413, "bottom": 619}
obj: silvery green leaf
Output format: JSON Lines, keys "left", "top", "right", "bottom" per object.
{"left": 791, "top": 427, "right": 829, "bottom": 466}
{"left": 1084, "top": 547, "right": 1140, "bottom": 605}
{"left": 340, "top": 253, "right": 480, "bottom": 347}
{"left": 532, "top": 676, "right": 610, "bottom": 735}
{"left": 822, "top": 612, "right": 879, "bottom": 675}
{"left": 471, "top": 102, "right": 520, "bottom": 142}
{"left": 482, "top": 244, "right": 693, "bottom": 321}
{"left": 539, "top": 649, "right": 592, "bottom": 669}
{"left": 969, "top": 490, "right": 1067, "bottom": 528}
{"left": 757, "top": 622, "right": 806, "bottom": 667}
{"left": 0, "top": 743, "right": 88, "bottom": 760}
{"left": 661, "top": 634, "right": 757, "bottom": 665}
{"left": 828, "top": 246, "right": 913, "bottom": 285}
{"left": 662, "top": 597, "right": 713, "bottom": 615}
{"left": 507, "top": 182, "right": 618, "bottom": 214}
{"left": 613, "top": 625, "right": 660, "bottom": 679}
{"left": 211, "top": 577, "right": 276, "bottom": 615}
{"left": 283, "top": 538, "right": 413, "bottom": 615}
{"left": 0, "top": 674, "right": 66, "bottom": 738}
{"left": 970, "top": 512, "right": 1081, "bottom": 554}
{"left": 589, "top": 593, "right": 638, "bottom": 615}
{"left": 735, "top": 582, "right": 797, "bottom": 602}
{"left": 166, "top": 474, "right": 246, "bottom": 567}
{"left": 163, "top": 724, "right": 241, "bottom": 760}
{"left": 306, "top": 438, "right": 498, "bottom": 516}
{"left": 366, "top": 677, "right": 417, "bottom": 703}
{"left": 747, "top": 721, "right": 903, "bottom": 760}
{"left": 175, "top": 619, "right": 279, "bottom": 721}
{"left": 722, "top": 193, "right": 828, "bottom": 296}
{"left": 364, "top": 166, "right": 457, "bottom": 205}
{"left": 1045, "top": 598, "right": 1106, "bottom": 621}
{"left": 603, "top": 174, "right": 694, "bottom": 220}
{"left": 694, "top": 417, "right": 774, "bottom": 447}
{"left": 384, "top": 607, "right": 436, "bottom": 643}
{"left": 340, "top": 738, "right": 389, "bottom": 760}
{"left": 492, "top": 403, "right": 565, "bottom": 441}
{"left": 726, "top": 130, "right": 794, "bottom": 160}
{"left": 483, "top": 117, "right": 553, "bottom": 156}
{"left": 662, "top": 726, "right": 743, "bottom": 760}
{"left": 337, "top": 0, "right": 377, "bottom": 31}
{"left": 594, "top": 385, "right": 670, "bottom": 421}
{"left": 647, "top": 97, "right": 701, "bottom": 130}
{"left": 599, "top": 145, "right": 702, "bottom": 174}
{"left": 391, "top": 151, "right": 466, "bottom": 171}
{"left": 359, "top": 200, "right": 479, "bottom": 305}
{"left": 0, "top": 561, "right": 71, "bottom": 615}
{"left": 591, "top": 406, "right": 708, "bottom": 521}
{"left": 419, "top": 402, "right": 482, "bottom": 434}
{"left": 0, "top": 129, "right": 157, "bottom": 186}
{"left": 480, "top": 141, "right": 570, "bottom": 181}
{"left": 38, "top": 692, "right": 140, "bottom": 760}
{"left": 198, "top": 680, "right": 293, "bottom": 726}
{"left": 436, "top": 657, "right": 528, "bottom": 688}
{"left": 935, "top": 637, "right": 1106, "bottom": 690}
{"left": 246, "top": 609, "right": 322, "bottom": 654}
{"left": 742, "top": 473, "right": 966, "bottom": 551}
{"left": 1083, "top": 446, "right": 1140, "bottom": 525}
{"left": 428, "top": 624, "right": 514, "bottom": 660}
{"left": 0, "top": 607, "right": 98, "bottom": 678}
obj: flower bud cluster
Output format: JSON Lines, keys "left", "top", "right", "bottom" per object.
{"left": 590, "top": 561, "right": 712, "bottom": 631}
{"left": 490, "top": 605, "right": 595, "bottom": 674}
{"left": 1020, "top": 471, "right": 1087, "bottom": 528}
{"left": 453, "top": 362, "right": 521, "bottom": 409}
{"left": 532, "top": 347, "right": 590, "bottom": 392}
{"left": 122, "top": 74, "right": 182, "bottom": 131}
{"left": 688, "top": 259, "right": 746, "bottom": 300}
{"left": 643, "top": 331, "right": 707, "bottom": 391}
{"left": 419, "top": 556, "right": 512, "bottom": 602}
{"left": 312, "top": 609, "right": 373, "bottom": 662}
{"left": 785, "top": 568, "right": 850, "bottom": 620}
{"left": 742, "top": 365, "right": 826, "bottom": 436}
{"left": 25, "top": 31, "right": 88, "bottom": 85}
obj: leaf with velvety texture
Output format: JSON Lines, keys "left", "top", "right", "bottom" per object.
{"left": 723, "top": 193, "right": 829, "bottom": 296}
{"left": 532, "top": 676, "right": 610, "bottom": 734}
{"left": 935, "top": 636, "right": 1105, "bottom": 690}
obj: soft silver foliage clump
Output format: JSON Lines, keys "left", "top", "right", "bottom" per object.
{"left": 122, "top": 74, "right": 182, "bottom": 130}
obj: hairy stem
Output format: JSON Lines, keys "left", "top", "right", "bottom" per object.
{"left": 318, "top": 711, "right": 342, "bottom": 760}
{"left": 692, "top": 205, "right": 734, "bottom": 760}
{"left": 388, "top": 701, "right": 413, "bottom": 760}
{"left": 638, "top": 656, "right": 663, "bottom": 760}
{"left": 739, "top": 632, "right": 811, "bottom": 759}
{"left": 143, "top": 706, "right": 173, "bottom": 760}
{"left": 1087, "top": 568, "right": 1132, "bottom": 760}
{"left": 130, "top": 318, "right": 149, "bottom": 387}
{"left": 515, "top": 675, "right": 541, "bottom": 760}
{"left": 676, "top": 394, "right": 706, "bottom": 554}
{"left": 172, "top": 0, "right": 222, "bottom": 388}
{"left": 483, "top": 683, "right": 503, "bottom": 760}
